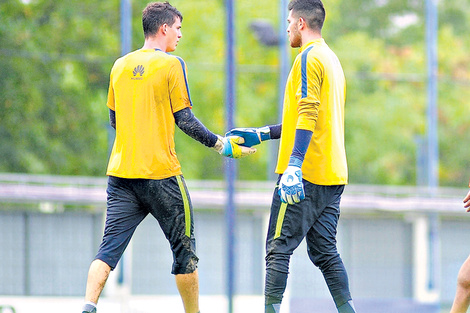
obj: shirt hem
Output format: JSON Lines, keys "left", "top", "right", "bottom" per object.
{"left": 106, "top": 170, "right": 183, "bottom": 180}
{"left": 274, "top": 171, "right": 348, "bottom": 186}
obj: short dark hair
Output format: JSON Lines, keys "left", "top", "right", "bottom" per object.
{"left": 142, "top": 2, "right": 183, "bottom": 38}
{"left": 288, "top": 0, "right": 325, "bottom": 31}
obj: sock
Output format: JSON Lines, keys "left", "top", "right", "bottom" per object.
{"left": 82, "top": 302, "right": 97, "bottom": 313}
{"left": 265, "top": 303, "right": 281, "bottom": 313}
{"left": 337, "top": 300, "right": 356, "bottom": 313}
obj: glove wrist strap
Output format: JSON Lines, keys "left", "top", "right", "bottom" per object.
{"left": 258, "top": 126, "right": 271, "bottom": 141}
{"left": 213, "top": 135, "right": 225, "bottom": 154}
{"left": 288, "top": 156, "right": 303, "bottom": 168}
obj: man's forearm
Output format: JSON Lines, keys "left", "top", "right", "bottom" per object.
{"left": 268, "top": 124, "right": 282, "bottom": 140}
{"left": 174, "top": 107, "right": 218, "bottom": 147}
{"left": 109, "top": 109, "right": 116, "bottom": 129}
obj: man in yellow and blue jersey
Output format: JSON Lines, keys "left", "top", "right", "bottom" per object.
{"left": 227, "top": 0, "right": 356, "bottom": 312}
{"left": 81, "top": 2, "right": 255, "bottom": 313}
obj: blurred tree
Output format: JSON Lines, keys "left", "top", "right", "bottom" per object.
{"left": 324, "top": 0, "right": 470, "bottom": 186}
{"left": 0, "top": 0, "right": 119, "bottom": 175}
{"left": 0, "top": 0, "right": 469, "bottom": 186}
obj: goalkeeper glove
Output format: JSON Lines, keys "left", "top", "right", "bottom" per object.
{"left": 278, "top": 157, "right": 305, "bottom": 204}
{"left": 213, "top": 135, "right": 256, "bottom": 158}
{"left": 225, "top": 126, "right": 270, "bottom": 147}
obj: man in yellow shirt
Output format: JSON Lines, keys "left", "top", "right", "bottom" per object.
{"left": 227, "top": 0, "right": 355, "bottom": 312}
{"left": 81, "top": 2, "right": 254, "bottom": 313}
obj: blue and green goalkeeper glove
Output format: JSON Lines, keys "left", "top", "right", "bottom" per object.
{"left": 213, "top": 135, "right": 256, "bottom": 158}
{"left": 225, "top": 126, "right": 271, "bottom": 147}
{"left": 278, "top": 157, "right": 305, "bottom": 204}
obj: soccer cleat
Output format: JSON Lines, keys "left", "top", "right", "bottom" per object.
{"left": 265, "top": 303, "right": 281, "bottom": 313}
{"left": 337, "top": 300, "right": 356, "bottom": 313}
{"left": 82, "top": 306, "right": 96, "bottom": 313}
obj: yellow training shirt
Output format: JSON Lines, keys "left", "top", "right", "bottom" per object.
{"left": 275, "top": 38, "right": 348, "bottom": 185}
{"left": 106, "top": 49, "right": 192, "bottom": 179}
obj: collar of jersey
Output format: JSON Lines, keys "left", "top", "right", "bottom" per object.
{"left": 299, "top": 38, "right": 324, "bottom": 53}
{"left": 139, "top": 48, "right": 163, "bottom": 52}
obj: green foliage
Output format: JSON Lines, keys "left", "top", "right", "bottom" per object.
{"left": 1, "top": 0, "right": 469, "bottom": 186}
{"left": 0, "top": 0, "right": 118, "bottom": 175}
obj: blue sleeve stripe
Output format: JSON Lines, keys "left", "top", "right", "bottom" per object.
{"left": 301, "top": 46, "right": 314, "bottom": 99}
{"left": 174, "top": 56, "right": 193, "bottom": 106}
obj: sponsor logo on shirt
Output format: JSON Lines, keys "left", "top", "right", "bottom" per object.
{"left": 132, "top": 65, "right": 145, "bottom": 80}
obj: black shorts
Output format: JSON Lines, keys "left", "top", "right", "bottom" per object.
{"left": 266, "top": 176, "right": 345, "bottom": 272}
{"left": 95, "top": 175, "right": 198, "bottom": 275}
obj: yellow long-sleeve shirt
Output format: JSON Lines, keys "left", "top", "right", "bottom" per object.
{"left": 275, "top": 38, "right": 348, "bottom": 185}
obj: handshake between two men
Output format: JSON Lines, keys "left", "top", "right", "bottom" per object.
{"left": 214, "top": 126, "right": 305, "bottom": 205}
{"left": 213, "top": 126, "right": 270, "bottom": 158}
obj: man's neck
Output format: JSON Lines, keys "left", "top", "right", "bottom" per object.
{"left": 142, "top": 37, "right": 166, "bottom": 51}
{"left": 300, "top": 32, "right": 322, "bottom": 47}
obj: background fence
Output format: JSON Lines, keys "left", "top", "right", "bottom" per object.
{"left": 0, "top": 173, "right": 469, "bottom": 312}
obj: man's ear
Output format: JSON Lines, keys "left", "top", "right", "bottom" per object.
{"left": 160, "top": 23, "right": 168, "bottom": 35}
{"left": 298, "top": 17, "right": 306, "bottom": 30}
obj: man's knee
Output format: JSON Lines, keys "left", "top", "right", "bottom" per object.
{"left": 457, "top": 257, "right": 470, "bottom": 290}
{"left": 90, "top": 259, "right": 112, "bottom": 275}
{"left": 308, "top": 250, "right": 340, "bottom": 270}
{"left": 172, "top": 255, "right": 199, "bottom": 275}
{"left": 458, "top": 271, "right": 470, "bottom": 290}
